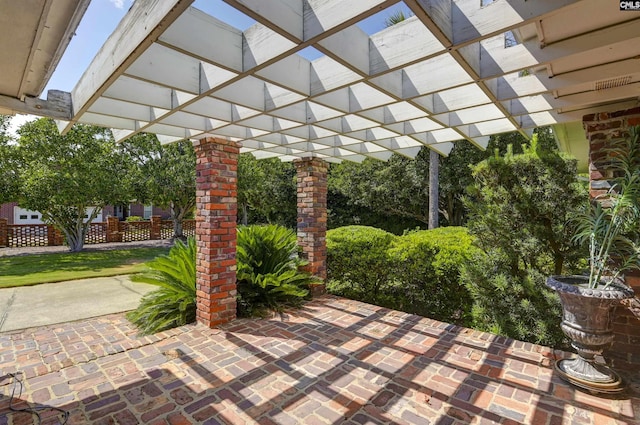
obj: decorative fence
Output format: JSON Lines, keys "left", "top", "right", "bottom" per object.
{"left": 0, "top": 217, "right": 196, "bottom": 248}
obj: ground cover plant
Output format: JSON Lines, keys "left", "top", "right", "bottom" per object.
{"left": 0, "top": 247, "right": 169, "bottom": 287}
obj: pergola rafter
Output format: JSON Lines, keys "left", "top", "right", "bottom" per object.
{"left": 56, "top": 0, "right": 640, "bottom": 162}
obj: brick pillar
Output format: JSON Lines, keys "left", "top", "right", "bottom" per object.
{"left": 294, "top": 157, "right": 328, "bottom": 295}
{"left": 47, "top": 225, "right": 63, "bottom": 246}
{"left": 150, "top": 215, "right": 161, "bottom": 240}
{"left": 106, "top": 216, "right": 122, "bottom": 242}
{"left": 0, "top": 218, "right": 7, "bottom": 247}
{"left": 583, "top": 107, "right": 640, "bottom": 369}
{"left": 194, "top": 137, "right": 238, "bottom": 327}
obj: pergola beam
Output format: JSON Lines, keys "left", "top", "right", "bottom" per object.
{"left": 63, "top": 0, "right": 194, "bottom": 133}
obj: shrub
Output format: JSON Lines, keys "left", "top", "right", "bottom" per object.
{"left": 327, "top": 226, "right": 476, "bottom": 325}
{"left": 462, "top": 134, "right": 584, "bottom": 348}
{"left": 127, "top": 238, "right": 196, "bottom": 335}
{"left": 236, "top": 224, "right": 318, "bottom": 317}
{"left": 326, "top": 226, "right": 397, "bottom": 305}
{"left": 125, "top": 215, "right": 144, "bottom": 222}
{"left": 389, "top": 227, "right": 477, "bottom": 324}
{"left": 461, "top": 250, "right": 567, "bottom": 348}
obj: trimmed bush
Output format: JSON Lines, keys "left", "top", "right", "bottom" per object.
{"left": 326, "top": 226, "right": 397, "bottom": 305}
{"left": 389, "top": 227, "right": 477, "bottom": 324}
{"left": 327, "top": 225, "right": 476, "bottom": 325}
{"left": 236, "top": 224, "right": 319, "bottom": 317}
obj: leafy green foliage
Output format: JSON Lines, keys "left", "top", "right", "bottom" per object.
{"left": 327, "top": 226, "right": 397, "bottom": 304}
{"left": 237, "top": 154, "right": 296, "bottom": 227}
{"left": 327, "top": 130, "right": 558, "bottom": 230}
{"left": 572, "top": 126, "right": 640, "bottom": 288}
{"left": 461, "top": 132, "right": 586, "bottom": 348}
{"left": 329, "top": 151, "right": 431, "bottom": 225}
{"left": 122, "top": 134, "right": 196, "bottom": 240}
{"left": 327, "top": 226, "right": 475, "bottom": 325}
{"left": 0, "top": 116, "right": 20, "bottom": 204}
{"left": 389, "top": 227, "right": 478, "bottom": 323}
{"left": 236, "top": 225, "right": 318, "bottom": 316}
{"left": 127, "top": 238, "right": 197, "bottom": 335}
{"left": 15, "top": 118, "right": 136, "bottom": 251}
{"left": 465, "top": 134, "right": 587, "bottom": 275}
{"left": 461, "top": 251, "right": 567, "bottom": 348}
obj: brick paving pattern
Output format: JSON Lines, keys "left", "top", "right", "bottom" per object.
{"left": 0, "top": 295, "right": 638, "bottom": 424}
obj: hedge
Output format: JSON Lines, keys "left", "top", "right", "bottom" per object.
{"left": 327, "top": 225, "right": 477, "bottom": 325}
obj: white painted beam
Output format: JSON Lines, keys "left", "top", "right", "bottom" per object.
{"left": 303, "top": 0, "right": 396, "bottom": 42}
{"left": 0, "top": 91, "right": 71, "bottom": 120}
{"left": 317, "top": 25, "right": 370, "bottom": 75}
{"left": 66, "top": 0, "right": 194, "bottom": 133}
{"left": 472, "top": 19, "right": 640, "bottom": 79}
{"left": 242, "top": 23, "right": 297, "bottom": 70}
{"left": 369, "top": 17, "right": 444, "bottom": 75}
{"left": 450, "top": 0, "right": 580, "bottom": 45}
{"left": 158, "top": 7, "right": 243, "bottom": 72}
{"left": 224, "top": 0, "right": 303, "bottom": 41}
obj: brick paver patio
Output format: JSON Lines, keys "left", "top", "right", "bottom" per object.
{"left": 0, "top": 295, "right": 638, "bottom": 424}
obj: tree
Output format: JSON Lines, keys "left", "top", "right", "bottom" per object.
{"left": 16, "top": 118, "right": 135, "bottom": 251}
{"left": 123, "top": 134, "right": 196, "bottom": 240}
{"left": 237, "top": 154, "right": 296, "bottom": 227}
{"left": 460, "top": 131, "right": 587, "bottom": 348}
{"left": 329, "top": 149, "right": 431, "bottom": 225}
{"left": 465, "top": 132, "right": 586, "bottom": 275}
{"left": 0, "top": 115, "right": 20, "bottom": 204}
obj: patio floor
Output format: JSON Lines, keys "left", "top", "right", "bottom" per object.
{"left": 0, "top": 295, "right": 638, "bottom": 425}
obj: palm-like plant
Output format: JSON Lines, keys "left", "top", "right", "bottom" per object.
{"left": 236, "top": 224, "right": 319, "bottom": 316}
{"left": 573, "top": 126, "right": 640, "bottom": 289}
{"left": 127, "top": 237, "right": 196, "bottom": 335}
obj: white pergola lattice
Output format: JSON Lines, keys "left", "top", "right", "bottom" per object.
{"left": 58, "top": 0, "right": 640, "bottom": 161}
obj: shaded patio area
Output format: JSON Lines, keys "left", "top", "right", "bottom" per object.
{"left": 0, "top": 295, "right": 638, "bottom": 424}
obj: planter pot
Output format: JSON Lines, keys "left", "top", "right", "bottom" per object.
{"left": 546, "top": 275, "right": 635, "bottom": 394}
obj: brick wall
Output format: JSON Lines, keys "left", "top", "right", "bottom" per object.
{"left": 0, "top": 202, "right": 17, "bottom": 224}
{"left": 294, "top": 157, "right": 328, "bottom": 295}
{"left": 193, "top": 137, "right": 239, "bottom": 328}
{"left": 0, "top": 218, "right": 7, "bottom": 247}
{"left": 583, "top": 107, "right": 640, "bottom": 369}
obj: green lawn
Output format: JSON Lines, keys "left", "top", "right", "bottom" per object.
{"left": 0, "top": 247, "right": 169, "bottom": 288}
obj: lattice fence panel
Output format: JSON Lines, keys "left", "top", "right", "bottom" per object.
{"left": 85, "top": 222, "right": 107, "bottom": 244}
{"left": 160, "top": 220, "right": 173, "bottom": 240}
{"left": 121, "top": 221, "right": 151, "bottom": 242}
{"left": 183, "top": 220, "right": 195, "bottom": 238}
{"left": 8, "top": 225, "right": 48, "bottom": 247}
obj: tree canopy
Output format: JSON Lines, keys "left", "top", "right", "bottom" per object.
{"left": 0, "top": 116, "right": 20, "bottom": 204}
{"left": 237, "top": 154, "right": 296, "bottom": 227}
{"left": 15, "top": 118, "right": 135, "bottom": 251}
{"left": 123, "top": 133, "right": 196, "bottom": 239}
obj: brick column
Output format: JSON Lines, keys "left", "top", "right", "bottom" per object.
{"left": 150, "top": 215, "right": 161, "bottom": 240}
{"left": 583, "top": 107, "right": 640, "bottom": 369}
{"left": 46, "top": 225, "right": 63, "bottom": 246}
{"left": 0, "top": 218, "right": 7, "bottom": 247}
{"left": 106, "top": 216, "right": 122, "bottom": 242}
{"left": 194, "top": 137, "right": 239, "bottom": 327}
{"left": 294, "top": 157, "right": 328, "bottom": 295}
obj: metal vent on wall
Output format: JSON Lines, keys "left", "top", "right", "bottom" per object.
{"left": 595, "top": 76, "right": 632, "bottom": 91}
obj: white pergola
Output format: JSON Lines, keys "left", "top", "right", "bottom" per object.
{"left": 55, "top": 0, "right": 640, "bottom": 162}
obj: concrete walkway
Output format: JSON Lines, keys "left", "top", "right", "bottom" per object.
{"left": 0, "top": 276, "right": 155, "bottom": 332}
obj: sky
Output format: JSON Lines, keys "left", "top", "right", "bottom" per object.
{"left": 9, "top": 0, "right": 411, "bottom": 135}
